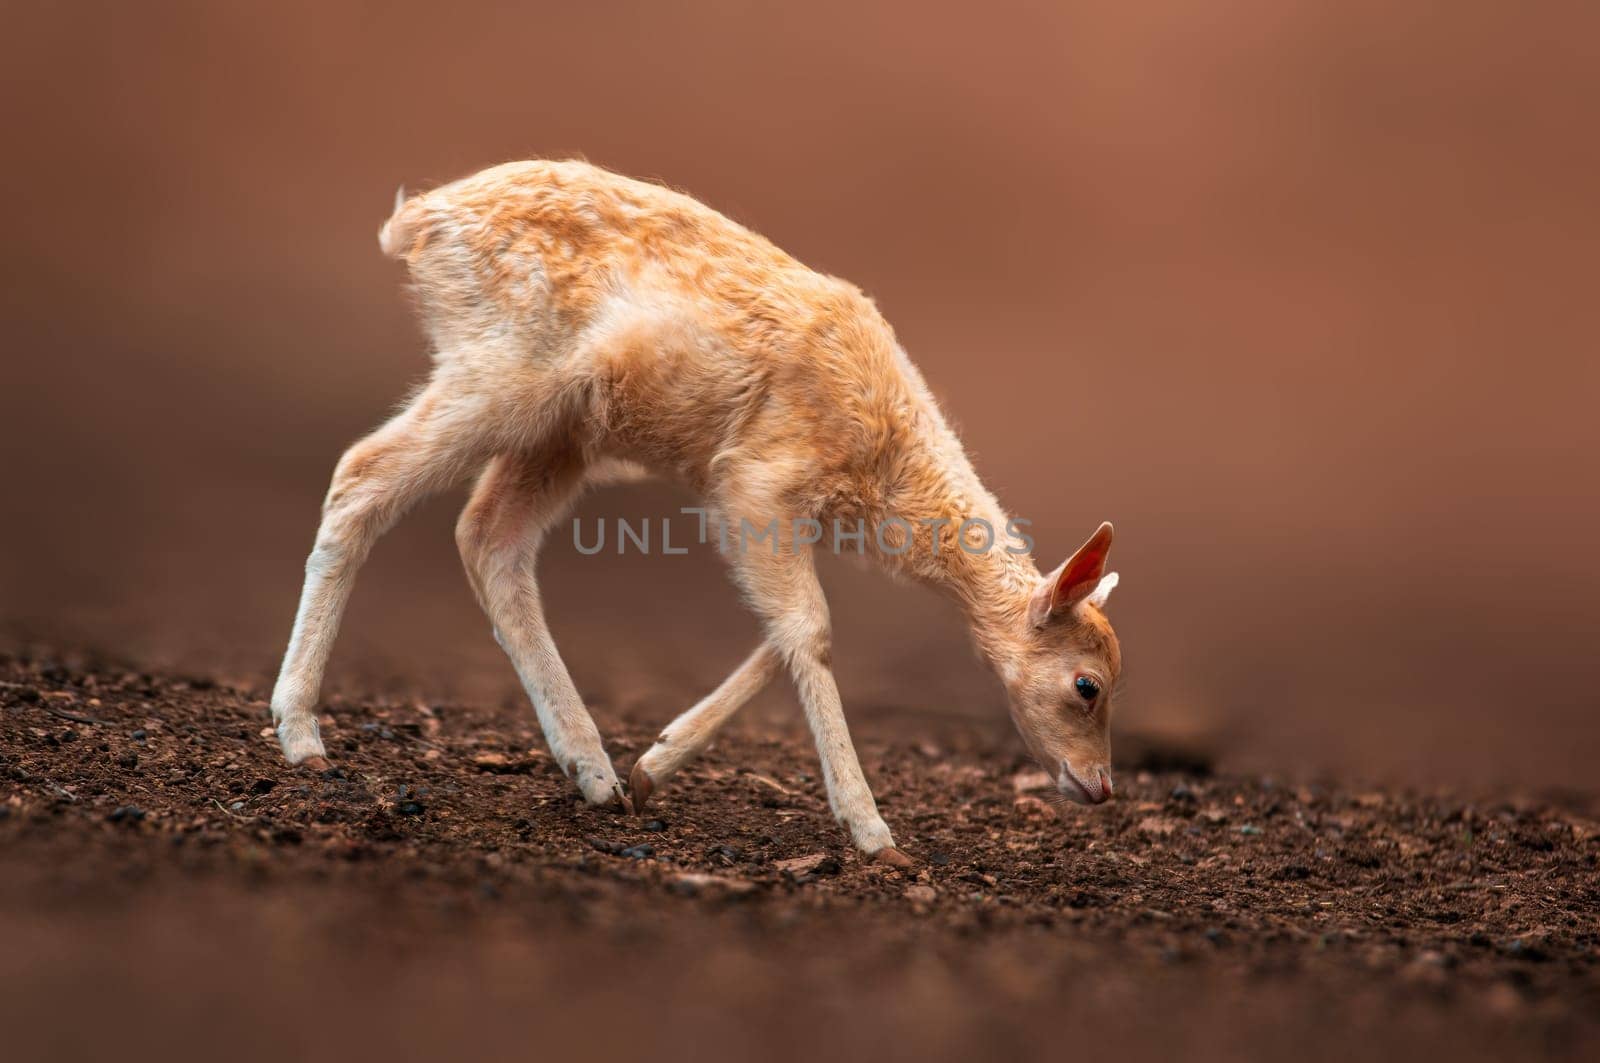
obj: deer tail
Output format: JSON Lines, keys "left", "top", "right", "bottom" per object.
{"left": 377, "top": 185, "right": 426, "bottom": 259}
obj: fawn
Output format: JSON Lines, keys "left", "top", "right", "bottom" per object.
{"left": 271, "top": 160, "right": 1122, "bottom": 864}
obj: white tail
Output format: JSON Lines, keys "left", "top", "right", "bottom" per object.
{"left": 376, "top": 184, "right": 416, "bottom": 258}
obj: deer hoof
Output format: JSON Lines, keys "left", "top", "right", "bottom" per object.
{"left": 628, "top": 760, "right": 655, "bottom": 815}
{"left": 872, "top": 846, "right": 914, "bottom": 868}
{"left": 300, "top": 755, "right": 331, "bottom": 773}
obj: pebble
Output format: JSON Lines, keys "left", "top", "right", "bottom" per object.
{"left": 1009, "top": 770, "right": 1054, "bottom": 793}
{"left": 669, "top": 872, "right": 756, "bottom": 898}
{"left": 620, "top": 844, "right": 654, "bottom": 860}
{"left": 108, "top": 805, "right": 145, "bottom": 823}
{"left": 775, "top": 853, "right": 839, "bottom": 876}
{"left": 471, "top": 752, "right": 532, "bottom": 774}
{"left": 396, "top": 801, "right": 425, "bottom": 816}
{"left": 642, "top": 819, "right": 668, "bottom": 832}
{"left": 902, "top": 884, "right": 937, "bottom": 904}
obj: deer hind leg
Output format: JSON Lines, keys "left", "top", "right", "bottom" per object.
{"left": 456, "top": 450, "right": 626, "bottom": 807}
{"left": 272, "top": 384, "right": 489, "bottom": 765}
{"left": 725, "top": 538, "right": 905, "bottom": 862}
{"left": 628, "top": 642, "right": 782, "bottom": 811}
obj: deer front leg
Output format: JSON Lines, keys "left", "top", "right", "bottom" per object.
{"left": 729, "top": 547, "right": 909, "bottom": 865}
{"left": 629, "top": 642, "right": 781, "bottom": 810}
{"left": 457, "top": 452, "right": 625, "bottom": 807}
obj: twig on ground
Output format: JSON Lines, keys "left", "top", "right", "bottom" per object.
{"left": 743, "top": 772, "right": 792, "bottom": 796}
{"left": 45, "top": 704, "right": 107, "bottom": 725}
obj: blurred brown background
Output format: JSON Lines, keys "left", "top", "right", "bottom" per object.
{"left": 2, "top": 0, "right": 1596, "bottom": 790}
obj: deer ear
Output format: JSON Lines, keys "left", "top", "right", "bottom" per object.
{"left": 1085, "top": 572, "right": 1119, "bottom": 609}
{"left": 1028, "top": 522, "right": 1114, "bottom": 626}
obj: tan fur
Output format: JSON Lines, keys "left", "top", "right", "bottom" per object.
{"left": 274, "top": 159, "right": 1124, "bottom": 856}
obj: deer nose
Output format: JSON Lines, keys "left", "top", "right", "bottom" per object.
{"left": 1061, "top": 762, "right": 1113, "bottom": 805}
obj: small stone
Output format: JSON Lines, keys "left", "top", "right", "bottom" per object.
{"left": 396, "top": 800, "right": 425, "bottom": 816}
{"left": 1168, "top": 783, "right": 1196, "bottom": 803}
{"left": 643, "top": 819, "right": 668, "bottom": 832}
{"left": 669, "top": 872, "right": 756, "bottom": 897}
{"left": 108, "top": 805, "right": 145, "bottom": 823}
{"left": 902, "top": 884, "right": 937, "bottom": 904}
{"left": 1238, "top": 824, "right": 1263, "bottom": 836}
{"left": 620, "top": 844, "right": 654, "bottom": 860}
{"left": 320, "top": 766, "right": 347, "bottom": 781}
{"left": 1010, "top": 770, "right": 1053, "bottom": 793}
{"left": 130, "top": 729, "right": 147, "bottom": 742}
{"left": 775, "top": 853, "right": 829, "bottom": 876}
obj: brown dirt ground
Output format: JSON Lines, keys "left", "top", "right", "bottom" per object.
{"left": 2, "top": 648, "right": 1598, "bottom": 1063}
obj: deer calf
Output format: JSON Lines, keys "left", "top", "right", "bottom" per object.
{"left": 271, "top": 160, "right": 1122, "bottom": 864}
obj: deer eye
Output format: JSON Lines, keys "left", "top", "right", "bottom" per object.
{"left": 1074, "top": 675, "right": 1101, "bottom": 702}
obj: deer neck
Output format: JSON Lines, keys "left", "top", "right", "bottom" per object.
{"left": 875, "top": 436, "right": 1038, "bottom": 669}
